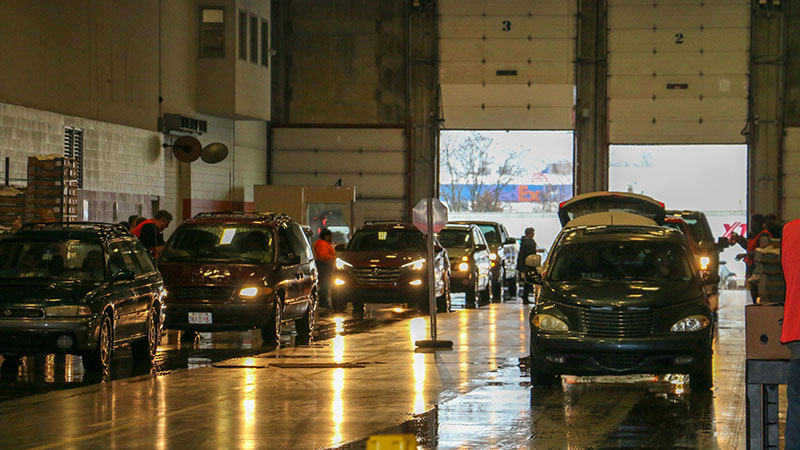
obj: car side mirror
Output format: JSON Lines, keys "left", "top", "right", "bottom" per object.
{"left": 334, "top": 243, "right": 347, "bottom": 252}
{"left": 281, "top": 254, "right": 301, "bottom": 266}
{"left": 505, "top": 237, "right": 516, "bottom": 245}
{"left": 475, "top": 243, "right": 487, "bottom": 251}
{"left": 716, "top": 237, "right": 729, "bottom": 248}
{"left": 525, "top": 254, "right": 542, "bottom": 268}
{"left": 111, "top": 270, "right": 135, "bottom": 282}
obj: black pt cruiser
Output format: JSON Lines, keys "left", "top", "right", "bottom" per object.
{"left": 527, "top": 225, "right": 718, "bottom": 390}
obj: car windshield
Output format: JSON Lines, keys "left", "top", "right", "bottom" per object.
{"left": 476, "top": 225, "right": 500, "bottom": 243}
{"left": 347, "top": 229, "right": 424, "bottom": 251}
{"left": 0, "top": 239, "right": 105, "bottom": 282}
{"left": 549, "top": 241, "right": 693, "bottom": 282}
{"left": 161, "top": 224, "right": 275, "bottom": 263}
{"left": 438, "top": 229, "right": 471, "bottom": 249}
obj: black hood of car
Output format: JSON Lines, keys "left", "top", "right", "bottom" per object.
{"left": 0, "top": 281, "right": 98, "bottom": 306}
{"left": 541, "top": 279, "right": 704, "bottom": 308}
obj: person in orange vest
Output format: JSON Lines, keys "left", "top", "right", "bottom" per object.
{"left": 132, "top": 210, "right": 173, "bottom": 258}
{"left": 781, "top": 218, "right": 800, "bottom": 449}
{"left": 313, "top": 228, "right": 336, "bottom": 308}
{"left": 731, "top": 213, "right": 772, "bottom": 303}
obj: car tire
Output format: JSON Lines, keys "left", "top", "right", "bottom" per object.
{"left": 465, "top": 274, "right": 479, "bottom": 309}
{"left": 131, "top": 305, "right": 159, "bottom": 365}
{"left": 480, "top": 277, "right": 492, "bottom": 305}
{"left": 690, "top": 352, "right": 714, "bottom": 391}
{"left": 295, "top": 293, "right": 316, "bottom": 345}
{"left": 492, "top": 273, "right": 503, "bottom": 302}
{"left": 436, "top": 287, "right": 451, "bottom": 313}
{"left": 261, "top": 300, "right": 283, "bottom": 346}
{"left": 507, "top": 273, "right": 517, "bottom": 296}
{"left": 83, "top": 313, "right": 113, "bottom": 373}
{"left": 331, "top": 292, "right": 347, "bottom": 314}
{"left": 530, "top": 357, "right": 557, "bottom": 387}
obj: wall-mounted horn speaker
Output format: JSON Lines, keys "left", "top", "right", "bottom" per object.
{"left": 201, "top": 142, "right": 229, "bottom": 164}
{"left": 170, "top": 136, "right": 202, "bottom": 163}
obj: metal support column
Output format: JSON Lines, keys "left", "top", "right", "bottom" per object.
{"left": 575, "top": 0, "right": 609, "bottom": 195}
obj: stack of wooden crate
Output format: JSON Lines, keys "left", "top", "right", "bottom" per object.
{"left": 0, "top": 186, "right": 25, "bottom": 234}
{"left": 25, "top": 155, "right": 78, "bottom": 223}
{"left": 754, "top": 241, "right": 784, "bottom": 303}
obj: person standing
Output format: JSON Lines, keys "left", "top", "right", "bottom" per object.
{"left": 517, "top": 227, "right": 537, "bottom": 305}
{"left": 781, "top": 218, "right": 800, "bottom": 449}
{"left": 313, "top": 228, "right": 336, "bottom": 308}
{"left": 731, "top": 213, "right": 772, "bottom": 303}
{"left": 132, "top": 210, "right": 172, "bottom": 258}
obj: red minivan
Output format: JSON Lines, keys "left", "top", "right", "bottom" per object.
{"left": 158, "top": 212, "right": 317, "bottom": 344}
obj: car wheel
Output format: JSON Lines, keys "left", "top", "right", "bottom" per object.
{"left": 530, "top": 356, "right": 557, "bottom": 387}
{"left": 295, "top": 293, "right": 316, "bottom": 345}
{"left": 436, "top": 287, "right": 451, "bottom": 313}
{"left": 690, "top": 352, "right": 714, "bottom": 391}
{"left": 132, "top": 305, "right": 159, "bottom": 364}
{"left": 480, "top": 277, "right": 492, "bottom": 305}
{"left": 83, "top": 313, "right": 113, "bottom": 373}
{"left": 465, "top": 273, "right": 478, "bottom": 309}
{"left": 507, "top": 272, "right": 518, "bottom": 296}
{"left": 492, "top": 272, "right": 504, "bottom": 302}
{"left": 261, "top": 300, "right": 283, "bottom": 345}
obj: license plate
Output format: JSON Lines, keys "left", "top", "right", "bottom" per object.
{"left": 188, "top": 312, "right": 212, "bottom": 324}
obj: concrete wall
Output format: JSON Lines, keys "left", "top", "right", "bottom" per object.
{"left": 271, "top": 0, "right": 406, "bottom": 124}
{"left": 0, "top": 0, "right": 160, "bottom": 132}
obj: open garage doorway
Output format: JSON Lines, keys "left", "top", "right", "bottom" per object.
{"left": 439, "top": 130, "right": 574, "bottom": 252}
{"left": 609, "top": 144, "right": 748, "bottom": 284}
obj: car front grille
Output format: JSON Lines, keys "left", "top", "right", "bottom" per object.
{"left": 595, "top": 353, "right": 645, "bottom": 370}
{"left": 351, "top": 267, "right": 402, "bottom": 285}
{"left": 580, "top": 308, "right": 654, "bottom": 338}
{"left": 0, "top": 307, "right": 45, "bottom": 319}
{"left": 171, "top": 287, "right": 235, "bottom": 302}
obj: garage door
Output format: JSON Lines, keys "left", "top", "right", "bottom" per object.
{"left": 271, "top": 127, "right": 406, "bottom": 225}
{"left": 439, "top": 0, "right": 576, "bottom": 130}
{"left": 608, "top": 0, "right": 749, "bottom": 144}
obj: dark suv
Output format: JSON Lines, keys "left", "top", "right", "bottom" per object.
{"left": 158, "top": 212, "right": 317, "bottom": 345}
{"left": 438, "top": 223, "right": 492, "bottom": 308}
{"left": 526, "top": 225, "right": 718, "bottom": 390}
{"left": 0, "top": 223, "right": 165, "bottom": 373}
{"left": 450, "top": 221, "right": 517, "bottom": 299}
{"left": 331, "top": 222, "right": 450, "bottom": 313}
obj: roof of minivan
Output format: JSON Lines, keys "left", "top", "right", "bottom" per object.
{"left": 561, "top": 225, "right": 685, "bottom": 244}
{"left": 565, "top": 211, "right": 658, "bottom": 228}
{"left": 450, "top": 220, "right": 500, "bottom": 227}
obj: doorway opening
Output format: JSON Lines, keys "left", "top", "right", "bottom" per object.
{"left": 439, "top": 130, "right": 574, "bottom": 250}
{"left": 609, "top": 144, "right": 748, "bottom": 279}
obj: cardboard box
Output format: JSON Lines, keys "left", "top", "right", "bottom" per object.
{"left": 746, "top": 303, "right": 791, "bottom": 360}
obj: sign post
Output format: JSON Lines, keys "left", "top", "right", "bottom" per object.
{"left": 412, "top": 198, "right": 453, "bottom": 349}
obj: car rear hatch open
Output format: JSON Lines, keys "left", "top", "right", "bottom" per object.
{"left": 558, "top": 192, "right": 666, "bottom": 227}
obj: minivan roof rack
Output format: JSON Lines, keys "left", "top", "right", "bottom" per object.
{"left": 19, "top": 222, "right": 131, "bottom": 234}
{"left": 193, "top": 211, "right": 290, "bottom": 220}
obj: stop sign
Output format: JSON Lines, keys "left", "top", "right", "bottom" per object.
{"left": 413, "top": 198, "right": 448, "bottom": 234}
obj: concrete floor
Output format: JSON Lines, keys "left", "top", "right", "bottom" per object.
{"left": 0, "top": 291, "right": 776, "bottom": 449}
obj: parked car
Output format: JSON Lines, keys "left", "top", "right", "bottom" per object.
{"left": 666, "top": 210, "right": 725, "bottom": 294}
{"left": 331, "top": 221, "right": 450, "bottom": 314}
{"left": 158, "top": 212, "right": 317, "bottom": 345}
{"left": 0, "top": 222, "right": 165, "bottom": 373}
{"left": 437, "top": 223, "right": 492, "bottom": 308}
{"left": 450, "top": 220, "right": 517, "bottom": 300}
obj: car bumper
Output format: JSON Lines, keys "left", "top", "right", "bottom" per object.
{"left": 530, "top": 330, "right": 712, "bottom": 376}
{"left": 164, "top": 301, "right": 274, "bottom": 331}
{"left": 331, "top": 284, "right": 429, "bottom": 305}
{"left": 0, "top": 317, "right": 97, "bottom": 355}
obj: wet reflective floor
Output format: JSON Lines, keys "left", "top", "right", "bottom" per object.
{"left": 0, "top": 291, "right": 773, "bottom": 449}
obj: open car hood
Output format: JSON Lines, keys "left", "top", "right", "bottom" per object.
{"left": 558, "top": 192, "right": 666, "bottom": 227}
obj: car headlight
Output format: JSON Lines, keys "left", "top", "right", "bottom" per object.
{"left": 671, "top": 315, "right": 710, "bottom": 333}
{"left": 45, "top": 305, "right": 92, "bottom": 317}
{"left": 335, "top": 258, "right": 353, "bottom": 270}
{"left": 458, "top": 262, "right": 469, "bottom": 271}
{"left": 239, "top": 287, "right": 260, "bottom": 298}
{"left": 531, "top": 314, "right": 569, "bottom": 332}
{"left": 401, "top": 258, "right": 425, "bottom": 271}
{"left": 699, "top": 256, "right": 710, "bottom": 271}
{"left": 489, "top": 253, "right": 498, "bottom": 261}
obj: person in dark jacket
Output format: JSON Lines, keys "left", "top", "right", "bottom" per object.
{"left": 517, "top": 227, "right": 537, "bottom": 304}
{"left": 132, "top": 210, "right": 172, "bottom": 258}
